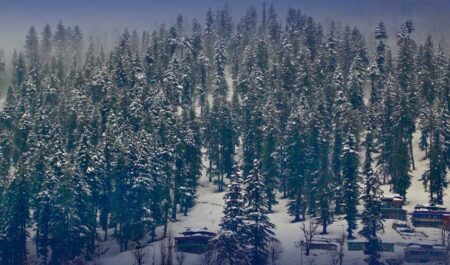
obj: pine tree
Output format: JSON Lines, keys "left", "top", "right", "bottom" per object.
{"left": 360, "top": 115, "right": 384, "bottom": 265}
{"left": 312, "top": 94, "right": 333, "bottom": 235}
{"left": 396, "top": 20, "right": 418, "bottom": 170}
{"left": 244, "top": 159, "right": 277, "bottom": 265}
{"left": 26, "top": 27, "right": 40, "bottom": 74}
{"left": 261, "top": 94, "right": 279, "bottom": 212}
{"left": 53, "top": 21, "right": 67, "bottom": 58}
{"left": 391, "top": 87, "right": 413, "bottom": 199}
{"left": 285, "top": 106, "right": 308, "bottom": 222}
{"left": 204, "top": 8, "right": 216, "bottom": 63}
{"left": 241, "top": 68, "right": 265, "bottom": 180}
{"left": 347, "top": 55, "right": 366, "bottom": 114}
{"left": 41, "top": 24, "right": 53, "bottom": 62}
{"left": 128, "top": 131, "right": 155, "bottom": 241}
{"left": 421, "top": 101, "right": 448, "bottom": 204}
{"left": 213, "top": 164, "right": 249, "bottom": 265}
{"left": 374, "top": 21, "right": 388, "bottom": 76}
{"left": 208, "top": 40, "right": 234, "bottom": 191}
{"left": 332, "top": 72, "right": 346, "bottom": 215}
{"left": 0, "top": 51, "right": 6, "bottom": 91}
{"left": 418, "top": 36, "right": 438, "bottom": 157}
{"left": 12, "top": 51, "right": 27, "bottom": 90}
{"left": 179, "top": 106, "right": 202, "bottom": 216}
{"left": 377, "top": 74, "right": 396, "bottom": 184}
{"left": 341, "top": 98, "right": 360, "bottom": 239}
{"left": 0, "top": 157, "right": 30, "bottom": 265}
{"left": 267, "top": 4, "right": 281, "bottom": 44}
{"left": 417, "top": 35, "right": 437, "bottom": 105}
{"left": 172, "top": 106, "right": 201, "bottom": 219}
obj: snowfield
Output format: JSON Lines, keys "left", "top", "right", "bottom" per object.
{"left": 92, "top": 129, "right": 450, "bottom": 265}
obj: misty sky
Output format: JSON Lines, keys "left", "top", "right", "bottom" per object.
{"left": 1, "top": 0, "right": 450, "bottom": 56}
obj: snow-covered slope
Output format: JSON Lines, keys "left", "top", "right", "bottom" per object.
{"left": 93, "top": 128, "right": 450, "bottom": 265}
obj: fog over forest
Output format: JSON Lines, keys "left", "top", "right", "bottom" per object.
{"left": 1, "top": 0, "right": 450, "bottom": 59}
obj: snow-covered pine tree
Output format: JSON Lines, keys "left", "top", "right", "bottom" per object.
{"left": 25, "top": 26, "right": 41, "bottom": 83}
{"left": 331, "top": 70, "right": 346, "bottom": 215}
{"left": 347, "top": 55, "right": 366, "bottom": 115}
{"left": 208, "top": 39, "right": 234, "bottom": 191}
{"left": 374, "top": 21, "right": 388, "bottom": 76}
{"left": 242, "top": 66, "right": 265, "bottom": 180}
{"left": 261, "top": 92, "right": 279, "bottom": 212}
{"left": 421, "top": 100, "right": 449, "bottom": 204}
{"left": 40, "top": 24, "right": 53, "bottom": 64}
{"left": 172, "top": 106, "right": 201, "bottom": 219}
{"left": 396, "top": 20, "right": 418, "bottom": 170}
{"left": 0, "top": 156, "right": 30, "bottom": 265}
{"left": 12, "top": 51, "right": 27, "bottom": 91}
{"left": 305, "top": 90, "right": 334, "bottom": 234}
{"left": 391, "top": 86, "right": 413, "bottom": 199}
{"left": 360, "top": 112, "right": 384, "bottom": 265}
{"left": 244, "top": 159, "right": 277, "bottom": 265}
{"left": 340, "top": 95, "right": 361, "bottom": 239}
{"left": 181, "top": 106, "right": 202, "bottom": 215}
{"left": 213, "top": 164, "right": 249, "bottom": 265}
{"left": 417, "top": 36, "right": 437, "bottom": 156}
{"left": 285, "top": 105, "right": 308, "bottom": 222}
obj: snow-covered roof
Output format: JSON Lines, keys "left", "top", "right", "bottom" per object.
{"left": 405, "top": 243, "right": 446, "bottom": 250}
{"left": 382, "top": 194, "right": 403, "bottom": 200}
{"left": 414, "top": 204, "right": 447, "bottom": 211}
{"left": 183, "top": 227, "right": 212, "bottom": 233}
{"left": 175, "top": 227, "right": 217, "bottom": 238}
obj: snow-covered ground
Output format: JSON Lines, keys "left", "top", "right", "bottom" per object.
{"left": 92, "top": 129, "right": 450, "bottom": 265}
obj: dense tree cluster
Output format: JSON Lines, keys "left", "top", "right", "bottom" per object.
{"left": 0, "top": 4, "right": 448, "bottom": 265}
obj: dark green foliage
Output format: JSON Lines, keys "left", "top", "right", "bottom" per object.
{"left": 0, "top": 7, "right": 443, "bottom": 265}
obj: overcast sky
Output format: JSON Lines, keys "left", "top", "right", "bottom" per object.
{"left": 1, "top": 0, "right": 450, "bottom": 56}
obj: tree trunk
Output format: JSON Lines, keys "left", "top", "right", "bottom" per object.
{"left": 305, "top": 245, "right": 310, "bottom": 256}
{"left": 183, "top": 203, "right": 188, "bottom": 216}
{"left": 104, "top": 227, "right": 108, "bottom": 241}
{"left": 171, "top": 200, "right": 177, "bottom": 220}
{"left": 409, "top": 138, "right": 415, "bottom": 170}
{"left": 151, "top": 226, "right": 156, "bottom": 241}
{"left": 322, "top": 219, "right": 328, "bottom": 235}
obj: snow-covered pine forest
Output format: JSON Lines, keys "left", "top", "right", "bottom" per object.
{"left": 0, "top": 3, "right": 449, "bottom": 265}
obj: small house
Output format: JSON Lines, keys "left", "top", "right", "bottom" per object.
{"left": 310, "top": 239, "right": 338, "bottom": 251}
{"left": 175, "top": 227, "right": 217, "bottom": 254}
{"left": 412, "top": 204, "right": 450, "bottom": 227}
{"left": 382, "top": 194, "right": 404, "bottom": 208}
{"left": 347, "top": 241, "right": 394, "bottom": 252}
{"left": 381, "top": 194, "right": 407, "bottom": 220}
{"left": 404, "top": 243, "right": 448, "bottom": 263}
{"left": 385, "top": 258, "right": 403, "bottom": 265}
{"left": 381, "top": 207, "right": 407, "bottom": 221}
{"left": 443, "top": 214, "right": 450, "bottom": 230}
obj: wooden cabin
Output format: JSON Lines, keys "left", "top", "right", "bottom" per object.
{"left": 404, "top": 243, "right": 448, "bottom": 263}
{"left": 381, "top": 207, "right": 407, "bottom": 221}
{"left": 385, "top": 258, "right": 403, "bottom": 265}
{"left": 381, "top": 194, "right": 407, "bottom": 220}
{"left": 310, "top": 240, "right": 338, "bottom": 251}
{"left": 347, "top": 241, "right": 394, "bottom": 252}
{"left": 443, "top": 214, "right": 450, "bottom": 230}
{"left": 412, "top": 204, "right": 450, "bottom": 227}
{"left": 382, "top": 194, "right": 404, "bottom": 208}
{"left": 175, "top": 227, "right": 217, "bottom": 254}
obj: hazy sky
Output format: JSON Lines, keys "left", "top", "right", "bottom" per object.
{"left": 1, "top": 0, "right": 450, "bottom": 56}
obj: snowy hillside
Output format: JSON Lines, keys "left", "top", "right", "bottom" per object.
{"left": 1, "top": 3, "right": 449, "bottom": 265}
{"left": 93, "top": 129, "right": 450, "bottom": 265}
